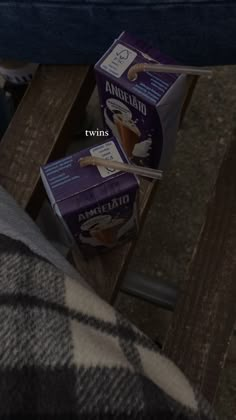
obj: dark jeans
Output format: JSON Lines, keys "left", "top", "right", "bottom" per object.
{"left": 0, "top": 1, "right": 236, "bottom": 66}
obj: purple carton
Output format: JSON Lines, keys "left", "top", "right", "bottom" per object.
{"left": 40, "top": 138, "right": 139, "bottom": 256}
{"left": 95, "top": 32, "right": 189, "bottom": 169}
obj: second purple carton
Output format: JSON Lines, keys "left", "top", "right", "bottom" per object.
{"left": 40, "top": 138, "right": 139, "bottom": 256}
{"left": 95, "top": 32, "right": 189, "bottom": 169}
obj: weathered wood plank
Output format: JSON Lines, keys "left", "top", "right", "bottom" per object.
{"left": 81, "top": 77, "right": 199, "bottom": 301}
{"left": 72, "top": 78, "right": 198, "bottom": 300}
{"left": 164, "top": 132, "right": 236, "bottom": 404}
{"left": 0, "top": 65, "right": 95, "bottom": 216}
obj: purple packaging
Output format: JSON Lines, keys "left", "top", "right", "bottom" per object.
{"left": 40, "top": 138, "right": 139, "bottom": 256}
{"left": 95, "top": 32, "right": 189, "bottom": 169}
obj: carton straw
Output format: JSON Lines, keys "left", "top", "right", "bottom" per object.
{"left": 127, "top": 63, "right": 212, "bottom": 81}
{"left": 79, "top": 156, "right": 163, "bottom": 180}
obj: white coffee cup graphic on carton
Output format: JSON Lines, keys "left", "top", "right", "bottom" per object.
{"left": 104, "top": 99, "right": 139, "bottom": 156}
{"left": 104, "top": 98, "right": 152, "bottom": 160}
{"left": 80, "top": 215, "right": 124, "bottom": 247}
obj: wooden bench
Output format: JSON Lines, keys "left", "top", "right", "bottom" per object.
{"left": 0, "top": 65, "right": 235, "bottom": 405}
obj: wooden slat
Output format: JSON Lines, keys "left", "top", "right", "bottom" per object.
{"left": 72, "top": 79, "right": 199, "bottom": 300}
{"left": 164, "top": 132, "right": 236, "bottom": 404}
{"left": 0, "top": 65, "right": 95, "bottom": 216}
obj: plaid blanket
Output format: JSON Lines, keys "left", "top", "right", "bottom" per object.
{"left": 0, "top": 187, "right": 216, "bottom": 419}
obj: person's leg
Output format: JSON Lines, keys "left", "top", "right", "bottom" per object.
{"left": 0, "top": 184, "right": 216, "bottom": 419}
{"left": 0, "top": 2, "right": 236, "bottom": 66}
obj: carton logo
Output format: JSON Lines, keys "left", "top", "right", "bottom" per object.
{"left": 105, "top": 81, "right": 147, "bottom": 116}
{"left": 78, "top": 194, "right": 130, "bottom": 222}
{"left": 100, "top": 43, "right": 137, "bottom": 78}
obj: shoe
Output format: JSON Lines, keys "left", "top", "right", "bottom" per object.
{"left": 0, "top": 61, "right": 38, "bottom": 85}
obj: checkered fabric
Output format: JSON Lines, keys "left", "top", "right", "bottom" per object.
{"left": 0, "top": 234, "right": 217, "bottom": 419}
{"left": 0, "top": 187, "right": 216, "bottom": 419}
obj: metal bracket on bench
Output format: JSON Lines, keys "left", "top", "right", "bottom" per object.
{"left": 121, "top": 271, "right": 178, "bottom": 311}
